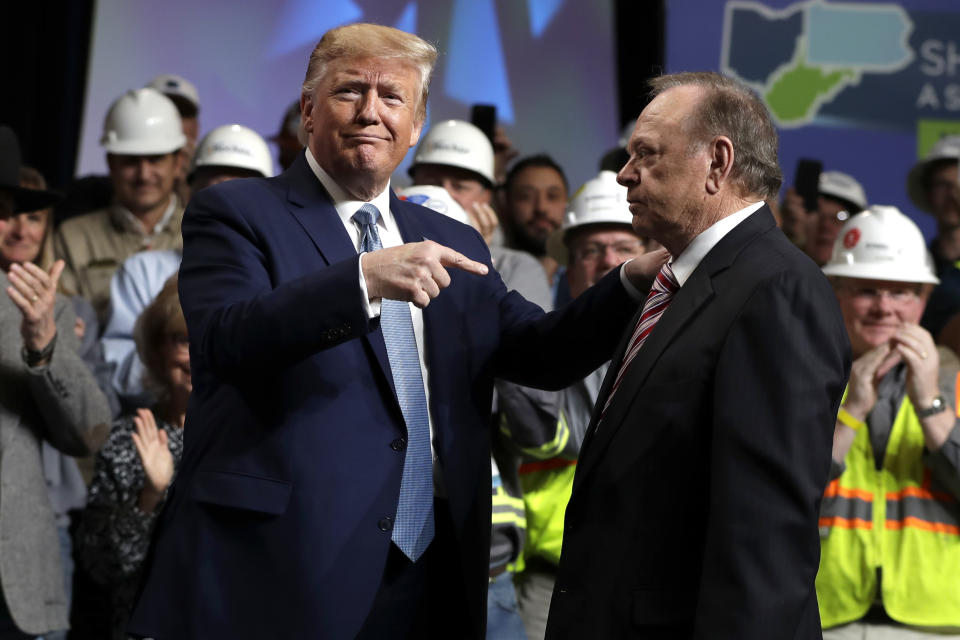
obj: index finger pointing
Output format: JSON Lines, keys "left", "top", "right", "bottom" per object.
{"left": 438, "top": 247, "right": 489, "bottom": 276}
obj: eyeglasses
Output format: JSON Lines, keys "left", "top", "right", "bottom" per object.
{"left": 844, "top": 286, "right": 921, "bottom": 305}
{"left": 572, "top": 241, "right": 643, "bottom": 262}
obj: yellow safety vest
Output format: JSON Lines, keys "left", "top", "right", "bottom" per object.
{"left": 518, "top": 457, "right": 576, "bottom": 567}
{"left": 816, "top": 395, "right": 960, "bottom": 629}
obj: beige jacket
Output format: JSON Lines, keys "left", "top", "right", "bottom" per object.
{"left": 53, "top": 199, "right": 184, "bottom": 327}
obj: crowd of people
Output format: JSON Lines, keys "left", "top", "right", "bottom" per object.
{"left": 0, "top": 20, "right": 959, "bottom": 640}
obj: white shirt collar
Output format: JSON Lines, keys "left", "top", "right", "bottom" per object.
{"left": 111, "top": 195, "right": 178, "bottom": 237}
{"left": 305, "top": 148, "right": 394, "bottom": 231}
{"left": 670, "top": 201, "right": 765, "bottom": 286}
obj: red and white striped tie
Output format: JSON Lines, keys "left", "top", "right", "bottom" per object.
{"left": 601, "top": 262, "right": 680, "bottom": 417}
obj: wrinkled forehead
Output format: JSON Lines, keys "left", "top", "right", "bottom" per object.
{"left": 323, "top": 56, "right": 421, "bottom": 88}
{"left": 631, "top": 85, "right": 704, "bottom": 144}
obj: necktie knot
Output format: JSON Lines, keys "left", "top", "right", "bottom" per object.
{"left": 353, "top": 204, "right": 383, "bottom": 253}
{"left": 653, "top": 262, "right": 679, "bottom": 295}
{"left": 352, "top": 204, "right": 380, "bottom": 228}
{"left": 598, "top": 260, "right": 680, "bottom": 420}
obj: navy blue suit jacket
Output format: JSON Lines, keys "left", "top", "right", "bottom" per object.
{"left": 127, "top": 153, "right": 636, "bottom": 639}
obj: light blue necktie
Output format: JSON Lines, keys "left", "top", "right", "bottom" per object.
{"left": 352, "top": 204, "right": 434, "bottom": 561}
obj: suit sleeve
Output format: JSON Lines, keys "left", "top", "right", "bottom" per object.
{"left": 28, "top": 297, "right": 113, "bottom": 456}
{"left": 178, "top": 186, "right": 372, "bottom": 379}
{"left": 692, "top": 269, "right": 850, "bottom": 639}
{"left": 494, "top": 266, "right": 638, "bottom": 391}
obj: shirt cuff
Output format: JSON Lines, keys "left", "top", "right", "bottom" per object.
{"left": 358, "top": 252, "right": 381, "bottom": 319}
{"left": 619, "top": 259, "right": 647, "bottom": 302}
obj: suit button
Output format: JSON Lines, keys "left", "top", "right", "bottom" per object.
{"left": 378, "top": 516, "right": 394, "bottom": 532}
{"left": 390, "top": 437, "right": 407, "bottom": 452}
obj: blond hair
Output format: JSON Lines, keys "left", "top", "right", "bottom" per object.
{"left": 298, "top": 23, "right": 438, "bottom": 145}
{"left": 135, "top": 274, "right": 187, "bottom": 396}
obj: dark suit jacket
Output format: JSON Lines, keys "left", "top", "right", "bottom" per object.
{"left": 545, "top": 208, "right": 851, "bottom": 640}
{"left": 126, "top": 153, "right": 636, "bottom": 640}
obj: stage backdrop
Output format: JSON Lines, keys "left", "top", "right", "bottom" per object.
{"left": 76, "top": 0, "right": 619, "bottom": 192}
{"left": 666, "top": 0, "right": 960, "bottom": 238}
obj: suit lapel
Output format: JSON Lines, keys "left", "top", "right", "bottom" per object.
{"left": 281, "top": 154, "right": 356, "bottom": 268}
{"left": 575, "top": 207, "right": 777, "bottom": 485}
{"left": 280, "top": 154, "right": 396, "bottom": 399}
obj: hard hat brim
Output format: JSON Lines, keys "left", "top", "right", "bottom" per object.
{"left": 103, "top": 133, "right": 187, "bottom": 156}
{"left": 822, "top": 262, "right": 939, "bottom": 285}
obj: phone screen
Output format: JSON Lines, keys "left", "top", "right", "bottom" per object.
{"left": 470, "top": 104, "right": 497, "bottom": 144}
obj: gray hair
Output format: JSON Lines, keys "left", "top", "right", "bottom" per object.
{"left": 298, "top": 23, "right": 438, "bottom": 146}
{"left": 649, "top": 72, "right": 783, "bottom": 200}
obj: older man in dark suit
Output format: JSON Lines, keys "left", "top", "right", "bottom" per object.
{"left": 127, "top": 23, "right": 662, "bottom": 640}
{"left": 545, "top": 72, "right": 851, "bottom": 639}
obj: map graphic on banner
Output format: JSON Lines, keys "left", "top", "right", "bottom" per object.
{"left": 721, "top": 0, "right": 960, "bottom": 156}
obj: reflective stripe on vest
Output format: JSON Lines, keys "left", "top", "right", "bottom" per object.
{"left": 816, "top": 393, "right": 960, "bottom": 629}
{"left": 502, "top": 411, "right": 572, "bottom": 461}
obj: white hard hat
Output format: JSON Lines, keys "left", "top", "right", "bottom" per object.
{"left": 411, "top": 120, "right": 495, "bottom": 185}
{"left": 190, "top": 124, "right": 274, "bottom": 179}
{"left": 101, "top": 88, "right": 186, "bottom": 155}
{"left": 146, "top": 74, "right": 200, "bottom": 114}
{"left": 819, "top": 171, "right": 867, "bottom": 211}
{"left": 547, "top": 171, "right": 635, "bottom": 265}
{"left": 397, "top": 184, "right": 470, "bottom": 225}
{"left": 822, "top": 205, "right": 939, "bottom": 284}
{"left": 906, "top": 135, "right": 960, "bottom": 213}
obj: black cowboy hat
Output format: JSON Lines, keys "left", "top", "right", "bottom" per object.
{"left": 0, "top": 125, "right": 63, "bottom": 213}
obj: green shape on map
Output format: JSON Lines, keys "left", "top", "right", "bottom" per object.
{"left": 764, "top": 59, "right": 855, "bottom": 124}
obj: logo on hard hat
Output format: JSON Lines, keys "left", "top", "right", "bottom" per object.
{"left": 428, "top": 141, "right": 470, "bottom": 155}
{"left": 843, "top": 228, "right": 860, "bottom": 249}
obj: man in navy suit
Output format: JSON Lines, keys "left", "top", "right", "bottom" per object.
{"left": 128, "top": 23, "right": 660, "bottom": 639}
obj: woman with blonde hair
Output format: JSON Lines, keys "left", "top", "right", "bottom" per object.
{"left": 78, "top": 275, "right": 189, "bottom": 640}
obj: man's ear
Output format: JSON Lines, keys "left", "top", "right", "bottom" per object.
{"left": 409, "top": 117, "right": 424, "bottom": 148}
{"left": 705, "top": 135, "right": 735, "bottom": 195}
{"left": 173, "top": 149, "right": 186, "bottom": 174}
{"left": 300, "top": 93, "right": 313, "bottom": 135}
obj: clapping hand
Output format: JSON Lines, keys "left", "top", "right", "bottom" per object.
{"left": 842, "top": 342, "right": 900, "bottom": 420}
{"left": 891, "top": 323, "right": 940, "bottom": 410}
{"left": 131, "top": 408, "right": 174, "bottom": 514}
{"left": 6, "top": 260, "right": 64, "bottom": 355}
{"left": 466, "top": 202, "right": 499, "bottom": 246}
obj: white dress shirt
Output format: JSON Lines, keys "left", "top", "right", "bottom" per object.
{"left": 305, "top": 150, "right": 443, "bottom": 487}
{"left": 670, "top": 201, "right": 765, "bottom": 286}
